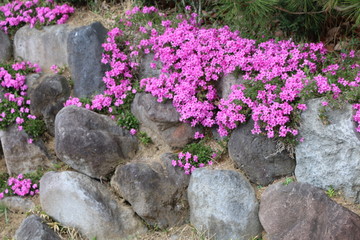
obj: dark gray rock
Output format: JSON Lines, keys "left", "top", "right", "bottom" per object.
{"left": 131, "top": 93, "right": 196, "bottom": 148}
{"left": 55, "top": 106, "right": 138, "bottom": 179}
{"left": 0, "top": 125, "right": 49, "bottom": 175}
{"left": 14, "top": 24, "right": 70, "bottom": 71}
{"left": 259, "top": 181, "right": 360, "bottom": 240}
{"left": 0, "top": 30, "right": 11, "bottom": 63}
{"left": 15, "top": 215, "right": 61, "bottom": 240}
{"left": 188, "top": 168, "right": 262, "bottom": 240}
{"left": 0, "top": 196, "right": 35, "bottom": 213}
{"left": 228, "top": 120, "right": 295, "bottom": 186}
{"left": 29, "top": 74, "right": 70, "bottom": 136}
{"left": 111, "top": 153, "right": 190, "bottom": 228}
{"left": 67, "top": 22, "right": 107, "bottom": 98}
{"left": 295, "top": 98, "right": 360, "bottom": 203}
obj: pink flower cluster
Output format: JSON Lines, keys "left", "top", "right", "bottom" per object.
{"left": 0, "top": 0, "right": 74, "bottom": 33}
{"left": 171, "top": 151, "right": 214, "bottom": 175}
{"left": 0, "top": 61, "right": 41, "bottom": 136}
{"left": 0, "top": 174, "right": 39, "bottom": 199}
{"left": 64, "top": 5, "right": 360, "bottom": 141}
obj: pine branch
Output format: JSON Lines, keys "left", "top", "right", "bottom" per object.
{"left": 274, "top": 6, "right": 326, "bottom": 15}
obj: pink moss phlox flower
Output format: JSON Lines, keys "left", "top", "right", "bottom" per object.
{"left": 0, "top": 0, "right": 74, "bottom": 33}
{"left": 0, "top": 174, "right": 39, "bottom": 199}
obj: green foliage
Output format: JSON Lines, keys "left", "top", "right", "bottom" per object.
{"left": 23, "top": 119, "right": 46, "bottom": 139}
{"left": 23, "top": 167, "right": 47, "bottom": 186}
{"left": 138, "top": 131, "right": 152, "bottom": 145}
{"left": 182, "top": 141, "right": 214, "bottom": 164}
{"left": 282, "top": 177, "right": 295, "bottom": 185}
{"left": 0, "top": 98, "right": 20, "bottom": 130}
{"left": 211, "top": 0, "right": 360, "bottom": 41}
{"left": 0, "top": 204, "right": 9, "bottom": 224}
{"left": 117, "top": 110, "right": 140, "bottom": 130}
{"left": 213, "top": 0, "right": 278, "bottom": 39}
{"left": 326, "top": 186, "right": 337, "bottom": 197}
{"left": 0, "top": 172, "right": 10, "bottom": 194}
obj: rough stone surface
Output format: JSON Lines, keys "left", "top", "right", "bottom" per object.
{"left": 138, "top": 53, "right": 161, "bottom": 79}
{"left": 0, "top": 30, "right": 11, "bottom": 63}
{"left": 229, "top": 120, "right": 295, "bottom": 186}
{"left": 215, "top": 73, "right": 243, "bottom": 99}
{"left": 29, "top": 74, "right": 70, "bottom": 136}
{"left": 40, "top": 171, "right": 147, "bottom": 240}
{"left": 55, "top": 106, "right": 138, "bottom": 179}
{"left": 295, "top": 98, "right": 360, "bottom": 203}
{"left": 67, "top": 22, "right": 107, "bottom": 98}
{"left": 259, "top": 182, "right": 360, "bottom": 240}
{"left": 0, "top": 196, "right": 35, "bottom": 213}
{"left": 111, "top": 153, "right": 190, "bottom": 228}
{"left": 15, "top": 215, "right": 61, "bottom": 240}
{"left": 14, "top": 24, "right": 70, "bottom": 71}
{"left": 131, "top": 93, "right": 196, "bottom": 148}
{"left": 188, "top": 168, "right": 262, "bottom": 240}
{"left": 0, "top": 125, "right": 49, "bottom": 175}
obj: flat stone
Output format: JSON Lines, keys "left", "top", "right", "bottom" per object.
{"left": 0, "top": 196, "right": 35, "bottom": 213}
{"left": 14, "top": 24, "right": 70, "bottom": 71}
{"left": 0, "top": 125, "right": 49, "bottom": 175}
{"left": 40, "top": 171, "right": 147, "bottom": 240}
{"left": 295, "top": 98, "right": 360, "bottom": 203}
{"left": 229, "top": 120, "right": 295, "bottom": 186}
{"left": 188, "top": 168, "right": 262, "bottom": 240}
{"left": 259, "top": 181, "right": 360, "bottom": 240}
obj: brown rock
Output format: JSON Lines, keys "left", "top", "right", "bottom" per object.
{"left": 259, "top": 182, "right": 360, "bottom": 240}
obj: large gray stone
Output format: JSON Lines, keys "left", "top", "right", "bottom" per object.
{"left": 295, "top": 98, "right": 360, "bottom": 203}
{"left": 14, "top": 24, "right": 70, "bottom": 71}
{"left": 111, "top": 153, "right": 190, "bottom": 228}
{"left": 40, "top": 171, "right": 147, "bottom": 240}
{"left": 15, "top": 215, "right": 61, "bottom": 240}
{"left": 131, "top": 93, "right": 196, "bottom": 148}
{"left": 259, "top": 182, "right": 360, "bottom": 240}
{"left": 0, "top": 30, "right": 11, "bottom": 63}
{"left": 188, "top": 169, "right": 262, "bottom": 240}
{"left": 0, "top": 125, "right": 49, "bottom": 175}
{"left": 229, "top": 120, "right": 295, "bottom": 186}
{"left": 14, "top": 22, "right": 107, "bottom": 98}
{"left": 0, "top": 196, "right": 35, "bottom": 213}
{"left": 29, "top": 74, "right": 70, "bottom": 136}
{"left": 55, "top": 106, "right": 138, "bottom": 179}
{"left": 67, "top": 22, "right": 107, "bottom": 98}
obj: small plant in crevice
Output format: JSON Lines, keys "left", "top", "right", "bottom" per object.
{"left": 326, "top": 186, "right": 337, "bottom": 198}
{"left": 282, "top": 177, "right": 295, "bottom": 185}
{"left": 0, "top": 204, "right": 10, "bottom": 224}
{"left": 172, "top": 140, "right": 217, "bottom": 175}
{"left": 137, "top": 131, "right": 152, "bottom": 145}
